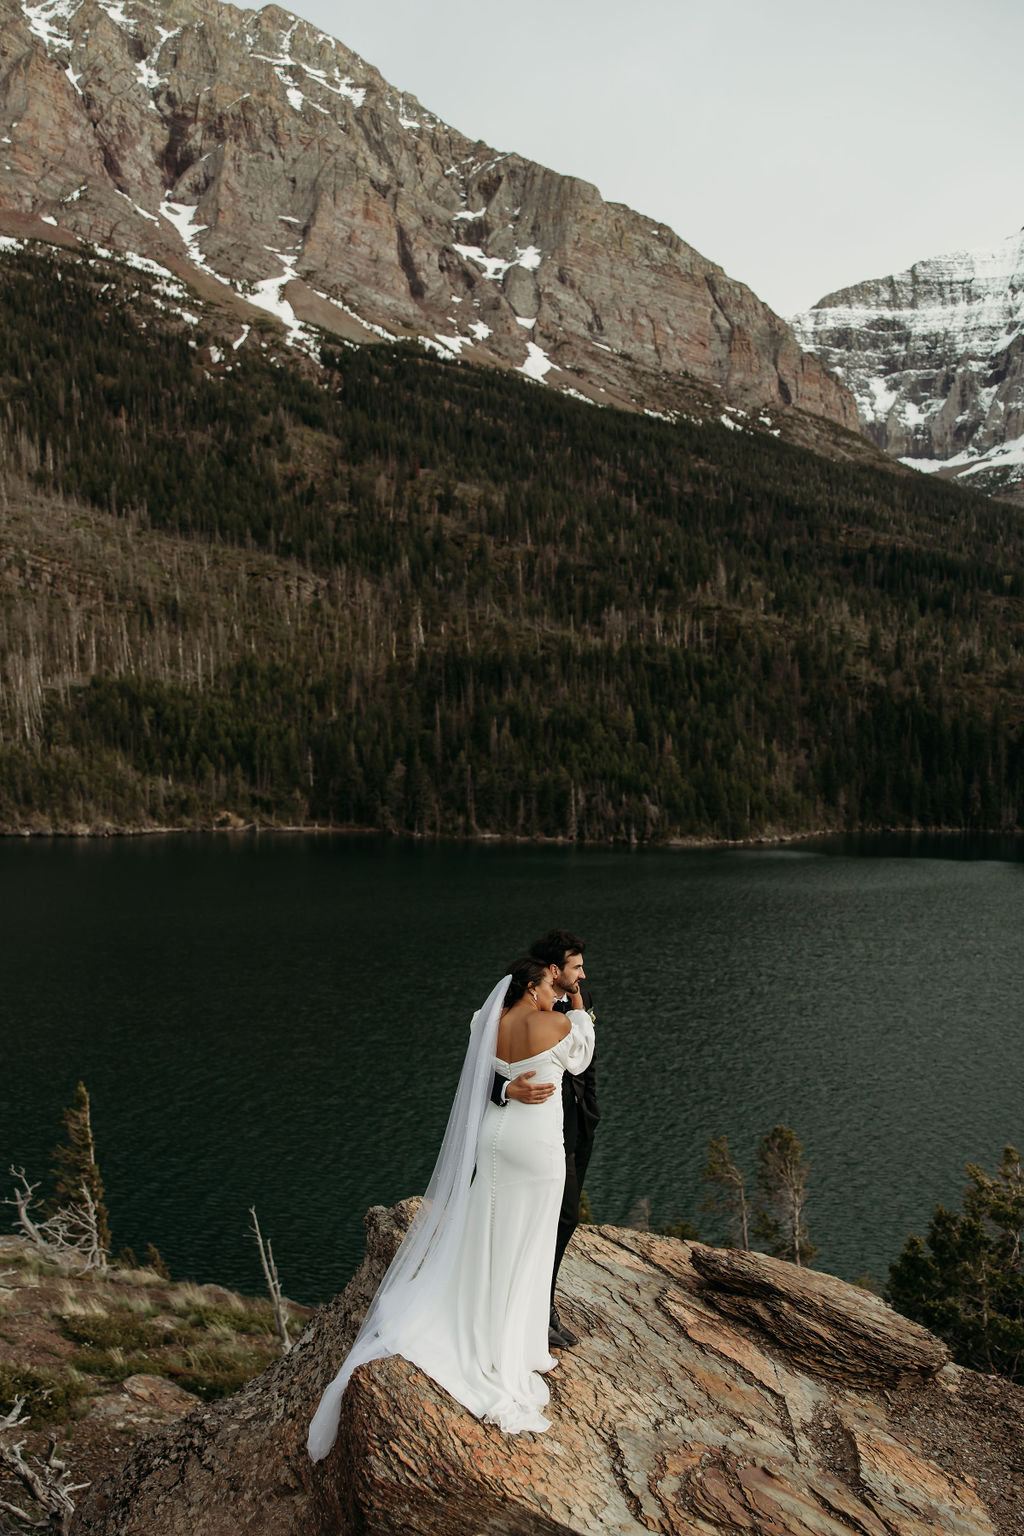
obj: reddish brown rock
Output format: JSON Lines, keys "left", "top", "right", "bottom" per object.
{"left": 91, "top": 1374, "right": 201, "bottom": 1425}
{"left": 72, "top": 1203, "right": 1024, "bottom": 1536}
{"left": 688, "top": 1241, "right": 948, "bottom": 1388}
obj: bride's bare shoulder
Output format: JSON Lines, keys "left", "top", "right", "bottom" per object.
{"left": 497, "top": 1005, "right": 570, "bottom": 1059}
{"left": 529, "top": 1013, "right": 571, "bottom": 1051}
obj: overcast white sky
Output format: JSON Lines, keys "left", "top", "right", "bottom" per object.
{"left": 283, "top": 0, "right": 1023, "bottom": 319}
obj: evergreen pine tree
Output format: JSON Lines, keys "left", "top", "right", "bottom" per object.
{"left": 887, "top": 1146, "right": 1024, "bottom": 1381}
{"left": 144, "top": 1243, "right": 171, "bottom": 1281}
{"left": 51, "top": 1081, "right": 112, "bottom": 1257}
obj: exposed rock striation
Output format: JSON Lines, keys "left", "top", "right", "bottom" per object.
{"left": 73, "top": 1200, "right": 1024, "bottom": 1536}
{"left": 0, "top": 0, "right": 858, "bottom": 437}
{"left": 792, "top": 229, "right": 1024, "bottom": 498}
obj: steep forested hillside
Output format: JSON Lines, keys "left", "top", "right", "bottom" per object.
{"left": 2, "top": 242, "right": 1023, "bottom": 840}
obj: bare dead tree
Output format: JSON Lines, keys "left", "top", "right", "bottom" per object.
{"left": 4, "top": 1170, "right": 107, "bottom": 1273}
{"left": 0, "top": 1399, "right": 89, "bottom": 1534}
{"left": 248, "top": 1207, "right": 291, "bottom": 1354}
{"left": 4, "top": 1172, "right": 53, "bottom": 1260}
{"left": 701, "top": 1135, "right": 752, "bottom": 1250}
{"left": 754, "top": 1125, "right": 818, "bottom": 1268}
{"left": 44, "top": 1184, "right": 107, "bottom": 1273}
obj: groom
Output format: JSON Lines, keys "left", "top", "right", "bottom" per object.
{"left": 493, "top": 928, "right": 598, "bottom": 1349}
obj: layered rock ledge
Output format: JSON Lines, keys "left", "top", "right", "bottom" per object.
{"left": 73, "top": 1202, "right": 1024, "bottom": 1536}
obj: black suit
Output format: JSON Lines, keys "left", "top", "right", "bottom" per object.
{"left": 490, "top": 983, "right": 598, "bottom": 1302}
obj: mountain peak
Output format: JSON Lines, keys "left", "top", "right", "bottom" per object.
{"left": 792, "top": 226, "right": 1024, "bottom": 498}
{"left": 1, "top": 0, "right": 859, "bottom": 437}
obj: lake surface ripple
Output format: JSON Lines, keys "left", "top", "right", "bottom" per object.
{"left": 2, "top": 833, "right": 1021, "bottom": 1303}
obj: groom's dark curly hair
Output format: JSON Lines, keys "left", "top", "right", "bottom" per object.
{"left": 530, "top": 929, "right": 585, "bottom": 967}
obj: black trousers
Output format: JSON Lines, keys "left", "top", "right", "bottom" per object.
{"left": 551, "top": 1131, "right": 595, "bottom": 1304}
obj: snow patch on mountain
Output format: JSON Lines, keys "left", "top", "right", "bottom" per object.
{"left": 252, "top": 49, "right": 366, "bottom": 110}
{"left": 96, "top": 0, "right": 131, "bottom": 26}
{"left": 160, "top": 201, "right": 214, "bottom": 274}
{"left": 22, "top": 0, "right": 75, "bottom": 49}
{"left": 518, "top": 341, "right": 554, "bottom": 381}
{"left": 453, "top": 243, "right": 544, "bottom": 281}
{"left": 248, "top": 256, "right": 314, "bottom": 350}
{"left": 903, "top": 432, "right": 1024, "bottom": 480}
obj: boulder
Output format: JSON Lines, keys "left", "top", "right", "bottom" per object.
{"left": 688, "top": 1242, "right": 948, "bottom": 1387}
{"left": 73, "top": 1203, "right": 1024, "bottom": 1536}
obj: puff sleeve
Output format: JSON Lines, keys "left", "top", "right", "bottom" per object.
{"left": 550, "top": 1009, "right": 594, "bottom": 1076}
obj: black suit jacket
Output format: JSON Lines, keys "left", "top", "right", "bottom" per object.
{"left": 554, "top": 983, "right": 599, "bottom": 1154}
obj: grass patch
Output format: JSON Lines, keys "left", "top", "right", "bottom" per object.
{"left": 58, "top": 1312, "right": 162, "bottom": 1351}
{"left": 203, "top": 1322, "right": 237, "bottom": 1342}
{"left": 0, "top": 1363, "right": 86, "bottom": 1428}
{"left": 171, "top": 1282, "right": 221, "bottom": 1309}
{"left": 0, "top": 1252, "right": 64, "bottom": 1283}
{"left": 66, "top": 1340, "right": 279, "bottom": 1398}
{"left": 109, "top": 1265, "right": 169, "bottom": 1288}
{"left": 109, "top": 1292, "right": 161, "bottom": 1316}
{"left": 171, "top": 1301, "right": 275, "bottom": 1337}
{"left": 54, "top": 1287, "right": 110, "bottom": 1318}
{"left": 61, "top": 1304, "right": 281, "bottom": 1398}
{"left": 67, "top": 1346, "right": 155, "bottom": 1382}
{"left": 0, "top": 1250, "right": 36, "bottom": 1271}
{"left": 163, "top": 1343, "right": 278, "bottom": 1401}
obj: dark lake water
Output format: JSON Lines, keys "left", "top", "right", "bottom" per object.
{"left": 2, "top": 833, "right": 1022, "bottom": 1304}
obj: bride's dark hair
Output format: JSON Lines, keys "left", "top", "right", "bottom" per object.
{"left": 503, "top": 957, "right": 548, "bottom": 1009}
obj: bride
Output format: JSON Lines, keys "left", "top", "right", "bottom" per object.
{"left": 307, "top": 957, "right": 595, "bottom": 1456}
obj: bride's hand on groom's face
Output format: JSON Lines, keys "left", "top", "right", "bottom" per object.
{"left": 506, "top": 1071, "right": 556, "bottom": 1105}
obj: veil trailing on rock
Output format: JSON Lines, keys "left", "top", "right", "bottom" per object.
{"left": 307, "top": 973, "right": 511, "bottom": 1462}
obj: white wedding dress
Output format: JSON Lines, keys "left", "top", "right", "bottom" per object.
{"left": 409, "top": 1011, "right": 595, "bottom": 1433}
{"left": 308, "top": 981, "right": 594, "bottom": 1457}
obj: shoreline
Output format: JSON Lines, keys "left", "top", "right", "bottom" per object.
{"left": 1, "top": 820, "right": 1020, "bottom": 852}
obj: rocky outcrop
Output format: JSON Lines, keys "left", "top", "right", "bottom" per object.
{"left": 73, "top": 1200, "right": 1024, "bottom": 1536}
{"left": 0, "top": 0, "right": 858, "bottom": 436}
{"left": 792, "top": 230, "right": 1024, "bottom": 498}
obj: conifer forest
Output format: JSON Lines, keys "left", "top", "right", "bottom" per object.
{"left": 2, "top": 243, "right": 1024, "bottom": 840}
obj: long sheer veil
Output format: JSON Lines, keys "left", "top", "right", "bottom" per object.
{"left": 307, "top": 973, "right": 510, "bottom": 1461}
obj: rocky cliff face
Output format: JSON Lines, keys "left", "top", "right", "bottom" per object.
{"left": 0, "top": 0, "right": 859, "bottom": 439}
{"left": 792, "top": 230, "right": 1024, "bottom": 498}
{"left": 72, "top": 1201, "right": 1024, "bottom": 1536}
